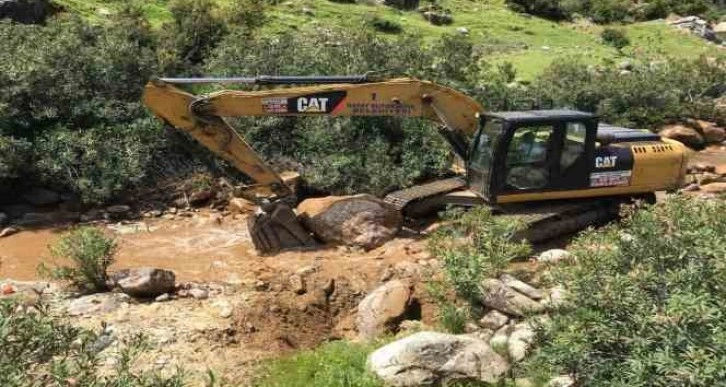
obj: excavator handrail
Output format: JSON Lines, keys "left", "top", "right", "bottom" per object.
{"left": 157, "top": 75, "right": 374, "bottom": 85}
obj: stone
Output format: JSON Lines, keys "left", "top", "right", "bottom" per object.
{"left": 0, "top": 212, "right": 7, "bottom": 226}
{"left": 659, "top": 125, "right": 704, "bottom": 149}
{"left": 700, "top": 182, "right": 726, "bottom": 194}
{"left": 384, "top": 0, "right": 419, "bottom": 10}
{"left": 189, "top": 288, "right": 208, "bottom": 300}
{"left": 368, "top": 331, "right": 509, "bottom": 386}
{"left": 229, "top": 197, "right": 255, "bottom": 214}
{"left": 537, "top": 249, "right": 572, "bottom": 264}
{"left": 0, "top": 0, "right": 58, "bottom": 24}
{"left": 116, "top": 267, "right": 176, "bottom": 298}
{"left": 508, "top": 323, "right": 535, "bottom": 362}
{"left": 422, "top": 10, "right": 453, "bottom": 25}
{"left": 489, "top": 325, "right": 510, "bottom": 353}
{"left": 456, "top": 26, "right": 469, "bottom": 35}
{"left": 67, "top": 293, "right": 130, "bottom": 316}
{"left": 297, "top": 194, "right": 402, "bottom": 250}
{"left": 697, "top": 172, "right": 726, "bottom": 186}
{"left": 106, "top": 205, "right": 131, "bottom": 214}
{"left": 289, "top": 274, "right": 306, "bottom": 295}
{"left": 356, "top": 280, "right": 414, "bottom": 341}
{"left": 549, "top": 375, "right": 576, "bottom": 387}
{"left": 80, "top": 209, "right": 103, "bottom": 222}
{"left": 500, "top": 274, "right": 543, "bottom": 300}
{"left": 22, "top": 187, "right": 61, "bottom": 206}
{"left": 1, "top": 204, "right": 32, "bottom": 218}
{"left": 478, "top": 278, "right": 544, "bottom": 317}
{"left": 189, "top": 189, "right": 214, "bottom": 206}
{"left": 689, "top": 162, "right": 716, "bottom": 173}
{"left": 155, "top": 293, "right": 171, "bottom": 302}
{"left": 0, "top": 226, "right": 17, "bottom": 238}
{"left": 479, "top": 310, "right": 509, "bottom": 331}
{"left": 542, "top": 285, "right": 568, "bottom": 308}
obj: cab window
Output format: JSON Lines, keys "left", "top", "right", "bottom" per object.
{"left": 561, "top": 122, "right": 587, "bottom": 172}
{"left": 506, "top": 125, "right": 554, "bottom": 190}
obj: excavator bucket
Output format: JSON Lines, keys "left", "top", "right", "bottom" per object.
{"left": 247, "top": 202, "right": 317, "bottom": 253}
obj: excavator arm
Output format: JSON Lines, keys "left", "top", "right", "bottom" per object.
{"left": 142, "top": 76, "right": 484, "bottom": 252}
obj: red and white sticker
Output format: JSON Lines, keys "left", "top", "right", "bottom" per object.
{"left": 262, "top": 97, "right": 288, "bottom": 113}
{"left": 590, "top": 170, "right": 632, "bottom": 187}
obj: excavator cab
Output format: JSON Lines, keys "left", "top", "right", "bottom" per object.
{"left": 469, "top": 110, "right": 599, "bottom": 203}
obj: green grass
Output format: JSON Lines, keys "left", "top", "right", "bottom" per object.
{"left": 254, "top": 340, "right": 382, "bottom": 387}
{"left": 53, "top": 0, "right": 723, "bottom": 79}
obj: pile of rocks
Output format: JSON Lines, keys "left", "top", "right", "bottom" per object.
{"left": 681, "top": 162, "right": 726, "bottom": 195}
{"left": 659, "top": 119, "right": 726, "bottom": 150}
{"left": 668, "top": 16, "right": 722, "bottom": 43}
{"left": 359, "top": 249, "right": 572, "bottom": 386}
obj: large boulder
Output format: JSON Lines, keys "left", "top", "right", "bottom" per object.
{"left": 384, "top": 0, "right": 419, "bottom": 10}
{"left": 14, "top": 211, "right": 79, "bottom": 226}
{"left": 368, "top": 331, "right": 509, "bottom": 386}
{"left": 297, "top": 194, "right": 402, "bottom": 250}
{"left": 478, "top": 278, "right": 544, "bottom": 317}
{"left": 0, "top": 0, "right": 58, "bottom": 24}
{"left": 659, "top": 125, "right": 704, "bottom": 149}
{"left": 357, "top": 280, "right": 415, "bottom": 341}
{"left": 115, "top": 267, "right": 176, "bottom": 298}
{"left": 702, "top": 124, "right": 726, "bottom": 144}
{"left": 700, "top": 182, "right": 726, "bottom": 194}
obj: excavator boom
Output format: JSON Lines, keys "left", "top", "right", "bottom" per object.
{"left": 142, "top": 76, "right": 484, "bottom": 252}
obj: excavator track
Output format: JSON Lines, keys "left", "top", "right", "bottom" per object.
{"left": 384, "top": 177, "right": 467, "bottom": 211}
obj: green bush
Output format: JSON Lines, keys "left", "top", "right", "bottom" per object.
{"left": 42, "top": 227, "right": 117, "bottom": 293}
{"left": 255, "top": 340, "right": 381, "bottom": 387}
{"left": 600, "top": 28, "right": 630, "bottom": 49}
{"left": 505, "top": 0, "right": 572, "bottom": 21}
{"left": 367, "top": 15, "right": 403, "bottom": 34}
{"left": 0, "top": 299, "right": 186, "bottom": 387}
{"left": 429, "top": 207, "right": 531, "bottom": 303}
{"left": 526, "top": 196, "right": 726, "bottom": 386}
{"left": 0, "top": 135, "right": 32, "bottom": 181}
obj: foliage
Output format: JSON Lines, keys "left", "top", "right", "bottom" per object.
{"left": 255, "top": 340, "right": 382, "bottom": 387}
{"left": 0, "top": 299, "right": 186, "bottom": 387}
{"left": 532, "top": 56, "right": 726, "bottom": 128}
{"left": 0, "top": 135, "right": 32, "bottom": 181}
{"left": 367, "top": 15, "right": 403, "bottom": 34}
{"left": 526, "top": 196, "right": 726, "bottom": 386}
{"left": 506, "top": 0, "right": 724, "bottom": 22}
{"left": 428, "top": 207, "right": 531, "bottom": 303}
{"left": 41, "top": 227, "right": 117, "bottom": 293}
{"left": 207, "top": 29, "right": 485, "bottom": 195}
{"left": 600, "top": 28, "right": 630, "bottom": 50}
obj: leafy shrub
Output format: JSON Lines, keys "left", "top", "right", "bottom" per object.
{"left": 255, "top": 340, "right": 381, "bottom": 387}
{"left": 368, "top": 15, "right": 403, "bottom": 34}
{"left": 207, "top": 29, "right": 485, "bottom": 196}
{"left": 0, "top": 135, "right": 31, "bottom": 181}
{"left": 600, "top": 28, "right": 630, "bottom": 49}
{"left": 41, "top": 227, "right": 117, "bottom": 293}
{"left": 505, "top": 0, "right": 572, "bottom": 21}
{"left": 428, "top": 207, "right": 531, "bottom": 303}
{"left": 526, "top": 196, "right": 726, "bottom": 386}
{"left": 0, "top": 299, "right": 185, "bottom": 387}
{"left": 532, "top": 56, "right": 726, "bottom": 128}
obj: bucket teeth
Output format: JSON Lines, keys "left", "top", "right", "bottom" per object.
{"left": 248, "top": 203, "right": 317, "bottom": 253}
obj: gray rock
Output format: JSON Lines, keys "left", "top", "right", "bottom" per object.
{"left": 106, "top": 205, "right": 131, "bottom": 215}
{"left": 384, "top": 0, "right": 419, "bottom": 10}
{"left": 22, "top": 187, "right": 61, "bottom": 206}
{"left": 356, "top": 280, "right": 414, "bottom": 341}
{"left": 456, "top": 26, "right": 469, "bottom": 35}
{"left": 541, "top": 285, "right": 568, "bottom": 309}
{"left": 116, "top": 267, "right": 176, "bottom": 298}
{"left": 297, "top": 194, "right": 402, "bottom": 250}
{"left": 489, "top": 325, "right": 511, "bottom": 354}
{"left": 0, "top": 212, "right": 7, "bottom": 226}
{"left": 479, "top": 310, "right": 509, "bottom": 331}
{"left": 67, "top": 293, "right": 130, "bottom": 316}
{"left": 189, "top": 288, "right": 208, "bottom": 300}
{"left": 537, "top": 249, "right": 572, "bottom": 264}
{"left": 500, "top": 274, "right": 543, "bottom": 300}
{"left": 368, "top": 331, "right": 509, "bottom": 386}
{"left": 289, "top": 274, "right": 306, "bottom": 295}
{"left": 0, "top": 226, "right": 19, "bottom": 238}
{"left": 507, "top": 323, "right": 535, "bottom": 362}
{"left": 549, "top": 375, "right": 576, "bottom": 387}
{"left": 0, "top": 0, "right": 58, "bottom": 24}
{"left": 155, "top": 293, "right": 171, "bottom": 302}
{"left": 479, "top": 279, "right": 544, "bottom": 317}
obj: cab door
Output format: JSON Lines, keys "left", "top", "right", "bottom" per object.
{"left": 493, "top": 119, "right": 595, "bottom": 200}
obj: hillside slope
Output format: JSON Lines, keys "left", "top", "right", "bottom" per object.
{"left": 50, "top": 0, "right": 726, "bottom": 78}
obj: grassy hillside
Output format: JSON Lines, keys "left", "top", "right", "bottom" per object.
{"left": 52, "top": 0, "right": 721, "bottom": 78}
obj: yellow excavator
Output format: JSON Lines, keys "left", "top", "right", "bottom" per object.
{"left": 143, "top": 75, "right": 689, "bottom": 253}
